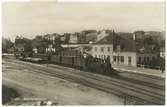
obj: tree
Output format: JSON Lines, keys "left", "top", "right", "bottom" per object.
{"left": 143, "top": 37, "right": 160, "bottom": 53}
{"left": 14, "top": 36, "right": 33, "bottom": 53}
{"left": 32, "top": 36, "right": 49, "bottom": 53}
{"left": 2, "top": 37, "right": 14, "bottom": 53}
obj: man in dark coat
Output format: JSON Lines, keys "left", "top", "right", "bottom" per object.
{"left": 105, "top": 56, "right": 115, "bottom": 74}
{"left": 47, "top": 52, "right": 52, "bottom": 67}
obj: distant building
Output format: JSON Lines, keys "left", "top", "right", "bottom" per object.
{"left": 160, "top": 47, "right": 165, "bottom": 58}
{"left": 61, "top": 33, "right": 70, "bottom": 44}
{"left": 14, "top": 36, "right": 32, "bottom": 52}
{"left": 133, "top": 31, "right": 165, "bottom": 41}
{"left": 33, "top": 47, "right": 38, "bottom": 53}
{"left": 7, "top": 47, "right": 14, "bottom": 53}
{"left": 117, "top": 32, "right": 133, "bottom": 40}
{"left": 69, "top": 33, "right": 79, "bottom": 43}
{"left": 133, "top": 31, "right": 145, "bottom": 40}
{"left": 15, "top": 44, "right": 24, "bottom": 52}
{"left": 85, "top": 32, "right": 98, "bottom": 43}
{"left": 46, "top": 44, "right": 56, "bottom": 53}
{"left": 61, "top": 43, "right": 92, "bottom": 54}
{"left": 97, "top": 30, "right": 112, "bottom": 41}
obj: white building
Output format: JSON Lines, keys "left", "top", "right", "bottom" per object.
{"left": 46, "top": 44, "right": 56, "bottom": 53}
{"left": 69, "top": 33, "right": 78, "bottom": 43}
{"left": 91, "top": 33, "right": 158, "bottom": 67}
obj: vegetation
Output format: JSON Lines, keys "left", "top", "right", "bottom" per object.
{"left": 15, "top": 36, "right": 33, "bottom": 52}
{"left": 2, "top": 37, "right": 14, "bottom": 53}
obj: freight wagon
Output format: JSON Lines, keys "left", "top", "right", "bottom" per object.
{"left": 15, "top": 49, "right": 115, "bottom": 75}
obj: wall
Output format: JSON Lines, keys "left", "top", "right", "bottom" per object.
{"left": 92, "top": 44, "right": 137, "bottom": 67}
{"left": 69, "top": 34, "right": 78, "bottom": 43}
{"left": 136, "top": 53, "right": 159, "bottom": 64}
{"left": 112, "top": 52, "right": 137, "bottom": 67}
{"left": 92, "top": 44, "right": 113, "bottom": 60}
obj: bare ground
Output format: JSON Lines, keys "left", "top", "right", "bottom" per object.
{"left": 2, "top": 59, "right": 124, "bottom": 105}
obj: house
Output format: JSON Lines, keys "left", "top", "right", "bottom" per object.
{"left": 133, "top": 31, "right": 146, "bottom": 40}
{"left": 33, "top": 47, "right": 38, "bottom": 53}
{"left": 69, "top": 33, "right": 79, "bottom": 43}
{"left": 46, "top": 44, "right": 56, "bottom": 53}
{"left": 14, "top": 36, "right": 32, "bottom": 52}
{"left": 61, "top": 43, "right": 92, "bottom": 54}
{"left": 97, "top": 30, "right": 112, "bottom": 41}
{"left": 117, "top": 32, "right": 133, "bottom": 40}
{"left": 79, "top": 30, "right": 97, "bottom": 43}
{"left": 91, "top": 32, "right": 159, "bottom": 67}
{"left": 85, "top": 32, "right": 98, "bottom": 43}
{"left": 160, "top": 47, "right": 165, "bottom": 58}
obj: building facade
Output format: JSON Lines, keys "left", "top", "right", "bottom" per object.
{"left": 91, "top": 33, "right": 159, "bottom": 67}
{"left": 92, "top": 44, "right": 158, "bottom": 67}
{"left": 69, "top": 33, "right": 79, "bottom": 43}
{"left": 91, "top": 44, "right": 138, "bottom": 66}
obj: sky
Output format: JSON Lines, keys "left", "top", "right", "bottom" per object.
{"left": 2, "top": 2, "right": 165, "bottom": 41}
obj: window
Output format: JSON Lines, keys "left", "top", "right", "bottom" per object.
{"left": 128, "top": 57, "right": 132, "bottom": 65}
{"left": 101, "top": 47, "right": 104, "bottom": 52}
{"left": 121, "top": 56, "right": 124, "bottom": 63}
{"left": 94, "top": 47, "right": 97, "bottom": 52}
{"left": 152, "top": 56, "right": 155, "bottom": 60}
{"left": 138, "top": 56, "right": 141, "bottom": 64}
{"left": 144, "top": 57, "right": 146, "bottom": 62}
{"left": 107, "top": 47, "right": 110, "bottom": 52}
{"left": 104, "top": 55, "right": 106, "bottom": 59}
{"left": 117, "top": 45, "right": 121, "bottom": 52}
{"left": 113, "top": 56, "right": 116, "bottom": 62}
{"left": 147, "top": 57, "right": 149, "bottom": 62}
{"left": 117, "top": 56, "right": 120, "bottom": 62}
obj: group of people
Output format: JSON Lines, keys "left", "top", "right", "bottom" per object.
{"left": 46, "top": 52, "right": 116, "bottom": 75}
{"left": 83, "top": 55, "right": 115, "bottom": 75}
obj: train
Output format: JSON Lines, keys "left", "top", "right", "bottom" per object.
{"left": 15, "top": 49, "right": 116, "bottom": 75}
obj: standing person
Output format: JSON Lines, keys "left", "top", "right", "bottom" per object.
{"left": 104, "top": 58, "right": 108, "bottom": 75}
{"left": 160, "top": 58, "right": 165, "bottom": 73}
{"left": 100, "top": 59, "right": 104, "bottom": 74}
{"left": 72, "top": 56, "right": 74, "bottom": 67}
{"left": 47, "top": 52, "right": 52, "bottom": 67}
{"left": 106, "top": 56, "right": 114, "bottom": 74}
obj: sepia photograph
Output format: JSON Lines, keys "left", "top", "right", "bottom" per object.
{"left": 2, "top": 1, "right": 165, "bottom": 105}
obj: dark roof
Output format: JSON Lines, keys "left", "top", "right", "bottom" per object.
{"left": 117, "top": 32, "right": 133, "bottom": 40}
{"left": 117, "top": 37, "right": 136, "bottom": 52}
{"left": 93, "top": 32, "right": 159, "bottom": 53}
{"left": 93, "top": 32, "right": 115, "bottom": 44}
{"left": 86, "top": 32, "right": 98, "bottom": 42}
{"left": 135, "top": 41, "right": 159, "bottom": 54}
{"left": 93, "top": 33, "right": 136, "bottom": 52}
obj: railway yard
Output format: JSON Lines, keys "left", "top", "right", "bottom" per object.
{"left": 2, "top": 56, "right": 165, "bottom": 105}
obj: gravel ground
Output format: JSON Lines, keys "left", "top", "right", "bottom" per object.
{"left": 2, "top": 59, "right": 124, "bottom": 105}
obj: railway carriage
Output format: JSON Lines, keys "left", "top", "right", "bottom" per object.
{"left": 14, "top": 48, "right": 115, "bottom": 75}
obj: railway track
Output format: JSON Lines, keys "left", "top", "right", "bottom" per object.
{"left": 48, "top": 64, "right": 165, "bottom": 89}
{"left": 3, "top": 58, "right": 165, "bottom": 105}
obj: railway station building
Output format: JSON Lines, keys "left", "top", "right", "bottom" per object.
{"left": 91, "top": 32, "right": 159, "bottom": 67}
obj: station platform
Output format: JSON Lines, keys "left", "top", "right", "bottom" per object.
{"left": 113, "top": 65, "right": 165, "bottom": 78}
